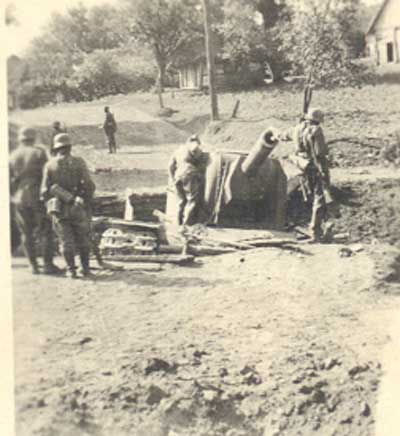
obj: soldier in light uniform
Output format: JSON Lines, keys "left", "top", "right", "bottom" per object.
{"left": 9, "top": 127, "right": 60, "bottom": 274}
{"left": 41, "top": 133, "right": 96, "bottom": 278}
{"left": 103, "top": 106, "right": 117, "bottom": 154}
{"left": 168, "top": 135, "right": 205, "bottom": 226}
{"left": 294, "top": 108, "right": 331, "bottom": 241}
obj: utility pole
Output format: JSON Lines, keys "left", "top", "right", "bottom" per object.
{"left": 202, "top": 0, "right": 219, "bottom": 121}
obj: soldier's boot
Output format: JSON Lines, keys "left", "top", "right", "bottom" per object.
{"left": 322, "top": 221, "right": 334, "bottom": 243}
{"left": 79, "top": 249, "right": 91, "bottom": 277}
{"left": 43, "top": 264, "right": 63, "bottom": 275}
{"left": 64, "top": 252, "right": 77, "bottom": 279}
{"left": 309, "top": 200, "right": 325, "bottom": 242}
{"left": 42, "top": 225, "right": 62, "bottom": 275}
{"left": 22, "top": 234, "right": 39, "bottom": 274}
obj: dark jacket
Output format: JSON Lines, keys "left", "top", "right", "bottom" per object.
{"left": 103, "top": 112, "right": 117, "bottom": 133}
{"left": 41, "top": 155, "right": 96, "bottom": 205}
{"left": 10, "top": 145, "right": 48, "bottom": 207}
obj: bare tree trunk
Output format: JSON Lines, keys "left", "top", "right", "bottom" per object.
{"left": 156, "top": 65, "right": 165, "bottom": 109}
{"left": 202, "top": 0, "right": 219, "bottom": 121}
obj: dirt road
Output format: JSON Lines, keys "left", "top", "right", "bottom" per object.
{"left": 9, "top": 84, "right": 400, "bottom": 435}
{"left": 12, "top": 241, "right": 400, "bottom": 436}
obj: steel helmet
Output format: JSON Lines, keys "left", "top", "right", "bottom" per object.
{"left": 53, "top": 133, "right": 72, "bottom": 150}
{"left": 18, "top": 126, "right": 37, "bottom": 143}
{"left": 305, "top": 108, "right": 324, "bottom": 124}
{"left": 187, "top": 134, "right": 201, "bottom": 152}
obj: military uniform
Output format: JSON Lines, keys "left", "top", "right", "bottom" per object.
{"left": 9, "top": 127, "right": 56, "bottom": 274}
{"left": 295, "top": 109, "right": 331, "bottom": 240}
{"left": 168, "top": 136, "right": 205, "bottom": 226}
{"left": 41, "top": 133, "right": 96, "bottom": 277}
{"left": 103, "top": 108, "right": 117, "bottom": 153}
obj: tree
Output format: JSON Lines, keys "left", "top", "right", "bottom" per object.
{"left": 202, "top": 0, "right": 219, "bottom": 120}
{"left": 126, "top": 0, "right": 203, "bottom": 107}
{"left": 26, "top": 3, "right": 128, "bottom": 84}
{"left": 215, "top": 0, "right": 290, "bottom": 81}
{"left": 279, "top": 0, "right": 371, "bottom": 87}
{"left": 5, "top": 3, "right": 18, "bottom": 26}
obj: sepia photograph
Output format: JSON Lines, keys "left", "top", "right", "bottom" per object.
{"left": 3, "top": 0, "right": 400, "bottom": 435}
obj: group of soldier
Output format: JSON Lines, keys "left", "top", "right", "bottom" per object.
{"left": 168, "top": 106, "right": 331, "bottom": 242}
{"left": 10, "top": 127, "right": 96, "bottom": 278}
{"left": 9, "top": 104, "right": 330, "bottom": 278}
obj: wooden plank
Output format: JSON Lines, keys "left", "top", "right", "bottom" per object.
{"left": 108, "top": 218, "right": 161, "bottom": 231}
{"left": 159, "top": 244, "right": 234, "bottom": 256}
{"left": 102, "top": 254, "right": 195, "bottom": 265}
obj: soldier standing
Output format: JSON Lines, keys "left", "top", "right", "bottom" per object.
{"left": 51, "top": 121, "right": 66, "bottom": 156}
{"left": 103, "top": 106, "right": 117, "bottom": 154}
{"left": 295, "top": 108, "right": 331, "bottom": 241}
{"left": 9, "top": 127, "right": 60, "bottom": 275}
{"left": 168, "top": 135, "right": 205, "bottom": 226}
{"left": 41, "top": 133, "right": 96, "bottom": 278}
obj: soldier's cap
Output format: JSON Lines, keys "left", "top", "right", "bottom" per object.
{"left": 104, "top": 106, "right": 109, "bottom": 112}
{"left": 18, "top": 126, "right": 37, "bottom": 143}
{"left": 305, "top": 108, "right": 324, "bottom": 123}
{"left": 53, "top": 133, "right": 72, "bottom": 150}
{"left": 187, "top": 135, "right": 201, "bottom": 153}
{"left": 53, "top": 121, "right": 61, "bottom": 129}
{"left": 187, "top": 134, "right": 201, "bottom": 145}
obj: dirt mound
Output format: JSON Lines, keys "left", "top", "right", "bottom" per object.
{"left": 288, "top": 178, "right": 400, "bottom": 248}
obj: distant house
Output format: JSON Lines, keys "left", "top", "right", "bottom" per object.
{"left": 7, "top": 55, "right": 28, "bottom": 111}
{"left": 176, "top": 51, "right": 264, "bottom": 91}
{"left": 178, "top": 56, "right": 207, "bottom": 90}
{"left": 366, "top": 0, "right": 400, "bottom": 65}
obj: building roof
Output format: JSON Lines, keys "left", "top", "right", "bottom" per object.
{"left": 366, "top": 0, "right": 390, "bottom": 35}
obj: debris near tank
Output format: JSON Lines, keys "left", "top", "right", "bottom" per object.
{"left": 95, "top": 219, "right": 161, "bottom": 254}
{"left": 153, "top": 209, "right": 299, "bottom": 256}
{"left": 92, "top": 217, "right": 194, "bottom": 266}
{"left": 159, "top": 243, "right": 235, "bottom": 256}
{"left": 101, "top": 253, "right": 194, "bottom": 265}
{"left": 92, "top": 192, "right": 125, "bottom": 218}
{"left": 99, "top": 228, "right": 158, "bottom": 256}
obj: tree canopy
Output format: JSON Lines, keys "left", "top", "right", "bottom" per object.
{"left": 16, "top": 0, "right": 374, "bottom": 107}
{"left": 279, "top": 0, "right": 371, "bottom": 87}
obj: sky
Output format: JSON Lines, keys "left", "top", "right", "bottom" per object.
{"left": 4, "top": 0, "right": 119, "bottom": 56}
{"left": 4, "top": 0, "right": 383, "bottom": 56}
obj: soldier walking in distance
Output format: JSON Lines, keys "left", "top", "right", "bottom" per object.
{"left": 41, "top": 133, "right": 96, "bottom": 278}
{"left": 9, "top": 127, "right": 60, "bottom": 275}
{"left": 168, "top": 135, "right": 205, "bottom": 226}
{"left": 103, "top": 106, "right": 117, "bottom": 153}
{"left": 294, "top": 108, "right": 332, "bottom": 242}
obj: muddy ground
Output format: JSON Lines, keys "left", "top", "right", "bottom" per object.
{"left": 12, "top": 243, "right": 400, "bottom": 436}
{"left": 10, "top": 83, "right": 400, "bottom": 436}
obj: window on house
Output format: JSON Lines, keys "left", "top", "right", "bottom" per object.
{"left": 387, "top": 42, "right": 394, "bottom": 63}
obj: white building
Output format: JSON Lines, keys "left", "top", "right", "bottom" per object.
{"left": 366, "top": 0, "right": 400, "bottom": 65}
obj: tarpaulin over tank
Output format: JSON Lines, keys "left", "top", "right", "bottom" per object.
{"left": 166, "top": 150, "right": 288, "bottom": 230}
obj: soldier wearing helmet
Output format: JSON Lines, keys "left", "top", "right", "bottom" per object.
{"left": 294, "top": 107, "right": 331, "bottom": 241}
{"left": 9, "top": 126, "right": 60, "bottom": 275}
{"left": 41, "top": 133, "right": 96, "bottom": 278}
{"left": 51, "top": 121, "right": 67, "bottom": 156}
{"left": 168, "top": 134, "right": 206, "bottom": 226}
{"left": 103, "top": 106, "right": 117, "bottom": 154}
